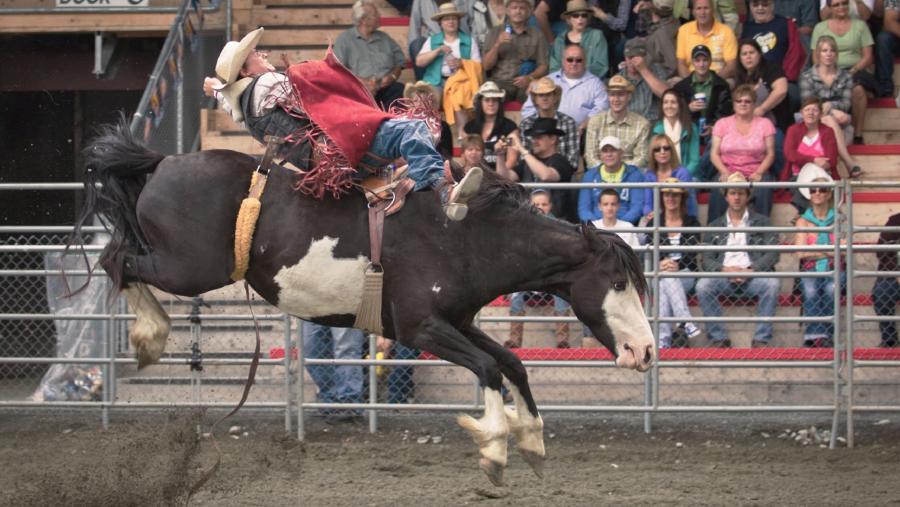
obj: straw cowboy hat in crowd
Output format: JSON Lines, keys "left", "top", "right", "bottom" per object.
{"left": 403, "top": 80, "right": 440, "bottom": 102}
{"left": 562, "top": 0, "right": 592, "bottom": 17}
{"left": 529, "top": 77, "right": 561, "bottom": 97}
{"left": 797, "top": 163, "right": 834, "bottom": 200}
{"left": 431, "top": 2, "right": 466, "bottom": 21}
{"left": 660, "top": 176, "right": 687, "bottom": 194}
{"left": 475, "top": 81, "right": 506, "bottom": 101}
{"left": 212, "top": 27, "right": 265, "bottom": 121}
{"left": 722, "top": 172, "right": 752, "bottom": 196}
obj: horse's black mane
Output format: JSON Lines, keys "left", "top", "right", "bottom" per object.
{"left": 465, "top": 170, "right": 648, "bottom": 296}
{"left": 597, "top": 228, "right": 648, "bottom": 296}
{"left": 466, "top": 169, "right": 535, "bottom": 214}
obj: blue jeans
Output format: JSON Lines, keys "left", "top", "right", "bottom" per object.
{"left": 509, "top": 292, "right": 570, "bottom": 314}
{"left": 695, "top": 275, "right": 780, "bottom": 343}
{"left": 361, "top": 118, "right": 445, "bottom": 191}
{"left": 875, "top": 31, "right": 900, "bottom": 97}
{"left": 874, "top": 277, "right": 900, "bottom": 345}
{"left": 386, "top": 342, "right": 419, "bottom": 404}
{"left": 800, "top": 272, "right": 845, "bottom": 340}
{"left": 301, "top": 321, "right": 364, "bottom": 405}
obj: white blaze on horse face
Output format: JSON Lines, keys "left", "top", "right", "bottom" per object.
{"left": 601, "top": 281, "right": 656, "bottom": 372}
{"left": 273, "top": 236, "right": 370, "bottom": 319}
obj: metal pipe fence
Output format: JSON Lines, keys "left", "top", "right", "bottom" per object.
{"left": 0, "top": 181, "right": 898, "bottom": 448}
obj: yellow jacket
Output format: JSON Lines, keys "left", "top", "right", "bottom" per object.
{"left": 443, "top": 59, "right": 483, "bottom": 125}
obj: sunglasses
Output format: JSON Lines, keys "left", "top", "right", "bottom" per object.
{"left": 652, "top": 146, "right": 672, "bottom": 153}
{"left": 565, "top": 57, "right": 584, "bottom": 63}
{"left": 570, "top": 12, "right": 589, "bottom": 19}
{"left": 809, "top": 188, "right": 832, "bottom": 195}
{"left": 830, "top": 1, "right": 848, "bottom": 6}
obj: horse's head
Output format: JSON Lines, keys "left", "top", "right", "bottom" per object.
{"left": 567, "top": 224, "right": 655, "bottom": 372}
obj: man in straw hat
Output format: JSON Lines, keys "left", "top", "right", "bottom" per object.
{"left": 518, "top": 77, "right": 580, "bottom": 168}
{"left": 695, "top": 172, "right": 780, "bottom": 348}
{"left": 203, "top": 27, "right": 482, "bottom": 221}
{"left": 584, "top": 74, "right": 651, "bottom": 169}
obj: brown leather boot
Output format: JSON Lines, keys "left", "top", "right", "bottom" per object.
{"left": 442, "top": 166, "right": 483, "bottom": 221}
{"left": 504, "top": 311, "right": 524, "bottom": 348}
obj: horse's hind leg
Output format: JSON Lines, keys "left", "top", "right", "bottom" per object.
{"left": 462, "top": 325, "right": 545, "bottom": 479}
{"left": 121, "top": 282, "right": 171, "bottom": 368}
{"left": 406, "top": 316, "right": 509, "bottom": 486}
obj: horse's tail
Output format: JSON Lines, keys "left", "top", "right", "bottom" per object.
{"left": 69, "top": 116, "right": 165, "bottom": 292}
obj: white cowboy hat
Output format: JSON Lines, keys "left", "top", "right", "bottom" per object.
{"left": 797, "top": 163, "right": 834, "bottom": 200}
{"left": 213, "top": 28, "right": 265, "bottom": 122}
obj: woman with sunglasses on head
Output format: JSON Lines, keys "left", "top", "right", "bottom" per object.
{"left": 648, "top": 178, "right": 702, "bottom": 349}
{"left": 463, "top": 81, "right": 520, "bottom": 170}
{"left": 799, "top": 36, "right": 862, "bottom": 177}
{"left": 549, "top": 0, "right": 609, "bottom": 79}
{"left": 811, "top": 0, "right": 876, "bottom": 145}
{"left": 642, "top": 134, "right": 698, "bottom": 220}
{"left": 707, "top": 84, "right": 776, "bottom": 222}
{"left": 653, "top": 89, "right": 700, "bottom": 179}
{"left": 794, "top": 167, "right": 844, "bottom": 348}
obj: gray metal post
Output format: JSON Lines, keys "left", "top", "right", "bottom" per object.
{"left": 176, "top": 26, "right": 185, "bottom": 155}
{"left": 189, "top": 297, "right": 204, "bottom": 435}
{"left": 102, "top": 294, "right": 112, "bottom": 430}
{"left": 646, "top": 185, "right": 661, "bottom": 434}
{"left": 297, "top": 319, "right": 306, "bottom": 441}
{"left": 845, "top": 181, "right": 855, "bottom": 448}
{"left": 283, "top": 315, "right": 292, "bottom": 434}
{"left": 829, "top": 183, "right": 842, "bottom": 449}
{"left": 368, "top": 333, "right": 378, "bottom": 434}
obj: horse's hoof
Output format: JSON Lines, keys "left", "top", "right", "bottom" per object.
{"left": 136, "top": 350, "right": 157, "bottom": 370}
{"left": 520, "top": 449, "right": 545, "bottom": 479}
{"left": 479, "top": 457, "right": 505, "bottom": 487}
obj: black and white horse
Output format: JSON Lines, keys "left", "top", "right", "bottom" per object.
{"left": 74, "top": 122, "right": 655, "bottom": 485}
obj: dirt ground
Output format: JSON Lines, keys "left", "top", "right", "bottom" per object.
{"left": 0, "top": 409, "right": 898, "bottom": 507}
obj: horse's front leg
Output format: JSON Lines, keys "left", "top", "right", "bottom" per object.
{"left": 403, "top": 316, "right": 509, "bottom": 486}
{"left": 457, "top": 387, "right": 509, "bottom": 486}
{"left": 462, "top": 325, "right": 545, "bottom": 479}
{"left": 504, "top": 385, "right": 545, "bottom": 478}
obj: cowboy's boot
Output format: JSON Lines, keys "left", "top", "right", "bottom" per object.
{"left": 441, "top": 166, "right": 483, "bottom": 221}
{"left": 504, "top": 311, "right": 525, "bottom": 349}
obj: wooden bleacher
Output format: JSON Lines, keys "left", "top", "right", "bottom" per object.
{"left": 0, "top": 0, "right": 226, "bottom": 33}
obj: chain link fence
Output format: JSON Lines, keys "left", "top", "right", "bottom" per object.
{"left": 2, "top": 179, "right": 899, "bottom": 445}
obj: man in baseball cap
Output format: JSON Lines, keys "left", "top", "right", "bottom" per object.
{"left": 576, "top": 135, "right": 646, "bottom": 225}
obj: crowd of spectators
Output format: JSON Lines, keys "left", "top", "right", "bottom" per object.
{"left": 316, "top": 0, "right": 900, "bottom": 381}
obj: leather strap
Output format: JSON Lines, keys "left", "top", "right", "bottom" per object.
{"left": 368, "top": 199, "right": 389, "bottom": 270}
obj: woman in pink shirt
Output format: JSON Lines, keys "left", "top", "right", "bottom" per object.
{"left": 707, "top": 84, "right": 776, "bottom": 221}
